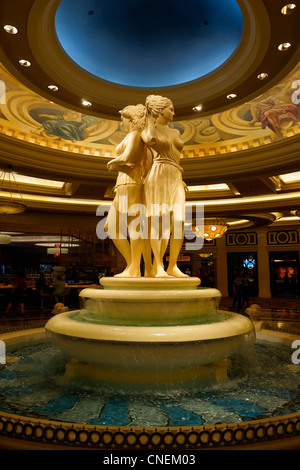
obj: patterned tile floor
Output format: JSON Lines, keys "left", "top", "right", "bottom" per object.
{"left": 1, "top": 296, "right": 300, "bottom": 428}
{"left": 0, "top": 339, "right": 300, "bottom": 427}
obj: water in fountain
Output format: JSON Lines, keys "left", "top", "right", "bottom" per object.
{"left": 0, "top": 338, "right": 299, "bottom": 427}
{"left": 45, "top": 277, "right": 255, "bottom": 384}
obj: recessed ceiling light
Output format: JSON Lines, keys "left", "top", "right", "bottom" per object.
{"left": 278, "top": 42, "right": 292, "bottom": 51}
{"left": 192, "top": 105, "right": 203, "bottom": 112}
{"left": 227, "top": 93, "right": 237, "bottom": 99}
{"left": 257, "top": 73, "right": 269, "bottom": 80}
{"left": 48, "top": 85, "right": 58, "bottom": 91}
{"left": 281, "top": 4, "right": 296, "bottom": 15}
{"left": 19, "top": 59, "right": 31, "bottom": 67}
{"left": 82, "top": 99, "right": 92, "bottom": 107}
{"left": 4, "top": 25, "right": 18, "bottom": 34}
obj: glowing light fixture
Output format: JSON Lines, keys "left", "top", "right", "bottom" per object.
{"left": 11, "top": 236, "right": 72, "bottom": 243}
{"left": 199, "top": 253, "right": 212, "bottom": 258}
{"left": 281, "top": 4, "right": 296, "bottom": 14}
{"left": 47, "top": 247, "right": 68, "bottom": 254}
{"left": 188, "top": 184, "right": 229, "bottom": 192}
{"left": 4, "top": 25, "right": 18, "bottom": 34}
{"left": 0, "top": 173, "right": 64, "bottom": 188}
{"left": 0, "top": 202, "right": 26, "bottom": 214}
{"left": 257, "top": 73, "right": 268, "bottom": 80}
{"left": 19, "top": 59, "right": 31, "bottom": 67}
{"left": 192, "top": 218, "right": 228, "bottom": 241}
{"left": 279, "top": 171, "right": 300, "bottom": 183}
{"left": 48, "top": 85, "right": 58, "bottom": 91}
{"left": 82, "top": 99, "right": 92, "bottom": 107}
{"left": 36, "top": 243, "right": 79, "bottom": 247}
{"left": 192, "top": 105, "right": 203, "bottom": 112}
{"left": 278, "top": 42, "right": 292, "bottom": 51}
{"left": 227, "top": 93, "right": 237, "bottom": 100}
{"left": 0, "top": 168, "right": 26, "bottom": 214}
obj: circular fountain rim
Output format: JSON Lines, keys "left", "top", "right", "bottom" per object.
{"left": 1, "top": 327, "right": 300, "bottom": 450}
{"left": 45, "top": 310, "right": 254, "bottom": 342}
{"left": 79, "top": 286, "right": 221, "bottom": 300}
{"left": 99, "top": 277, "right": 202, "bottom": 289}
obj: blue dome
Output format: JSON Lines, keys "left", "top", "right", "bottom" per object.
{"left": 55, "top": 0, "right": 243, "bottom": 88}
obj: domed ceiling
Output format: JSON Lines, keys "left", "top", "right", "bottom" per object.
{"left": 1, "top": 0, "right": 299, "bottom": 119}
{"left": 0, "top": 0, "right": 299, "bottom": 238}
{"left": 55, "top": 0, "right": 243, "bottom": 87}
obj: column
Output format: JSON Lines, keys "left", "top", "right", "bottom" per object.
{"left": 257, "top": 231, "right": 271, "bottom": 298}
{"left": 216, "top": 237, "right": 228, "bottom": 296}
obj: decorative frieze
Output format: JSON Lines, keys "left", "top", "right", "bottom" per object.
{"left": 267, "top": 230, "right": 299, "bottom": 245}
{"left": 226, "top": 232, "right": 257, "bottom": 246}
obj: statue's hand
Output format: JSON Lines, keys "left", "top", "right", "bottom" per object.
{"left": 107, "top": 160, "right": 115, "bottom": 171}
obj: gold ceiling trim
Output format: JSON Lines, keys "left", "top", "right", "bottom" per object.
{"left": 1, "top": 188, "right": 300, "bottom": 214}
{"left": 0, "top": 59, "right": 299, "bottom": 161}
{"left": 0, "top": 130, "right": 300, "bottom": 187}
{"left": 0, "top": 0, "right": 299, "bottom": 120}
{"left": 0, "top": 0, "right": 299, "bottom": 210}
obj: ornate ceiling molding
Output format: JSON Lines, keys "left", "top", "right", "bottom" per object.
{"left": 0, "top": 0, "right": 299, "bottom": 231}
{"left": 0, "top": 0, "right": 299, "bottom": 119}
{"left": 0, "top": 131, "right": 299, "bottom": 185}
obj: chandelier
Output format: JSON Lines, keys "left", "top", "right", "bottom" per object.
{"left": 192, "top": 218, "right": 228, "bottom": 241}
{"left": 0, "top": 167, "right": 27, "bottom": 214}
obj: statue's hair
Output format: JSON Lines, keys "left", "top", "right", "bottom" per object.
{"left": 145, "top": 95, "right": 173, "bottom": 118}
{"left": 121, "top": 104, "right": 147, "bottom": 131}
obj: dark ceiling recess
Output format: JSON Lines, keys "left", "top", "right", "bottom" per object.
{"left": 55, "top": 0, "right": 243, "bottom": 87}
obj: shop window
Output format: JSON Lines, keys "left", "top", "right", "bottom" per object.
{"left": 227, "top": 252, "right": 258, "bottom": 297}
{"left": 269, "top": 251, "right": 299, "bottom": 297}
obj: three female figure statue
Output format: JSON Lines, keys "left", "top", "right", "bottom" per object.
{"left": 106, "top": 95, "right": 187, "bottom": 278}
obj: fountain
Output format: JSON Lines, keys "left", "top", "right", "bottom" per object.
{"left": 1, "top": 98, "right": 300, "bottom": 450}
{"left": 45, "top": 97, "right": 255, "bottom": 385}
{"left": 45, "top": 277, "right": 255, "bottom": 384}
{"left": 46, "top": 278, "right": 255, "bottom": 383}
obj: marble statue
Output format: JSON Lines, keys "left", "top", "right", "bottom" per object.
{"left": 106, "top": 96, "right": 187, "bottom": 278}
{"left": 142, "top": 95, "right": 187, "bottom": 278}
{"left": 106, "top": 104, "right": 152, "bottom": 277}
{"left": 47, "top": 106, "right": 255, "bottom": 388}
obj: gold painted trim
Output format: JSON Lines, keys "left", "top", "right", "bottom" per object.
{"left": 0, "top": 131, "right": 300, "bottom": 186}
{"left": 1, "top": 329, "right": 300, "bottom": 449}
{"left": 0, "top": 409, "right": 300, "bottom": 450}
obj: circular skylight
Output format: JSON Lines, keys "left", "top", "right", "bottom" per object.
{"left": 55, "top": 0, "right": 243, "bottom": 88}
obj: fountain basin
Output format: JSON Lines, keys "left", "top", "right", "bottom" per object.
{"left": 1, "top": 324, "right": 300, "bottom": 450}
{"left": 45, "top": 277, "right": 255, "bottom": 383}
{"left": 46, "top": 309, "right": 253, "bottom": 342}
{"left": 46, "top": 315, "right": 254, "bottom": 383}
{"left": 46, "top": 278, "right": 255, "bottom": 383}
{"left": 79, "top": 278, "right": 221, "bottom": 324}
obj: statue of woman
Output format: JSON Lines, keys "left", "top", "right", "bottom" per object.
{"left": 141, "top": 95, "right": 188, "bottom": 278}
{"left": 106, "top": 104, "right": 153, "bottom": 277}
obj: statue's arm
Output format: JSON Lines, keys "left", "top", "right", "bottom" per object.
{"left": 107, "top": 131, "right": 143, "bottom": 171}
{"left": 141, "top": 115, "right": 157, "bottom": 146}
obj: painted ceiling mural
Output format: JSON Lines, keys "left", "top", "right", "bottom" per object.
{"left": 0, "top": 62, "right": 299, "bottom": 159}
